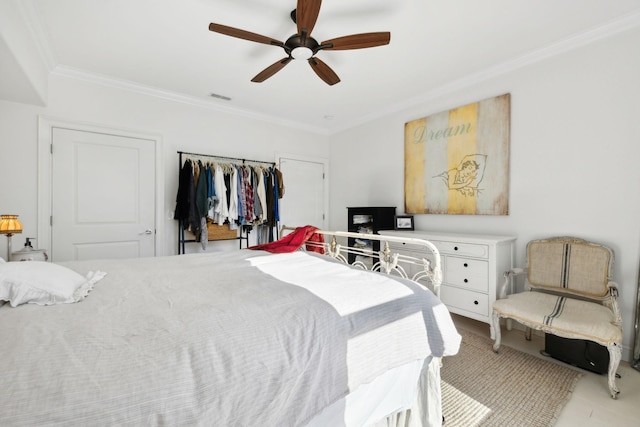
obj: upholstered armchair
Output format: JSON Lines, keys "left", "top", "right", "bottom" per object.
{"left": 492, "top": 236, "right": 623, "bottom": 398}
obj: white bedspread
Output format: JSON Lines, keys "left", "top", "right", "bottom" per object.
{"left": 0, "top": 251, "right": 460, "bottom": 427}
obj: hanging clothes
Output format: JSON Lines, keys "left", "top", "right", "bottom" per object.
{"left": 242, "top": 166, "right": 254, "bottom": 223}
{"left": 257, "top": 168, "right": 268, "bottom": 223}
{"left": 275, "top": 168, "right": 285, "bottom": 198}
{"left": 235, "top": 165, "right": 244, "bottom": 226}
{"left": 272, "top": 166, "right": 280, "bottom": 224}
{"left": 228, "top": 165, "right": 238, "bottom": 228}
{"left": 213, "top": 164, "right": 228, "bottom": 225}
{"left": 174, "top": 159, "right": 193, "bottom": 222}
{"left": 205, "top": 164, "right": 216, "bottom": 219}
{"left": 188, "top": 162, "right": 201, "bottom": 236}
{"left": 265, "top": 168, "right": 275, "bottom": 227}
{"left": 195, "top": 161, "right": 208, "bottom": 218}
{"left": 175, "top": 152, "right": 283, "bottom": 253}
{"left": 252, "top": 167, "right": 263, "bottom": 223}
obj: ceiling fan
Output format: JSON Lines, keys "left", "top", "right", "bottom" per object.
{"left": 208, "top": 0, "right": 390, "bottom": 86}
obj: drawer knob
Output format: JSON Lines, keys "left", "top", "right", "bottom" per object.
{"left": 463, "top": 263, "right": 468, "bottom": 267}
{"left": 474, "top": 300, "right": 479, "bottom": 305}
{"left": 454, "top": 246, "right": 459, "bottom": 251}
{"left": 464, "top": 279, "right": 469, "bottom": 283}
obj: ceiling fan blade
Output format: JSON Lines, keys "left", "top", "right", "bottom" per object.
{"left": 251, "top": 58, "right": 292, "bottom": 83}
{"left": 321, "top": 32, "right": 390, "bottom": 50}
{"left": 296, "top": 0, "right": 322, "bottom": 36}
{"left": 209, "top": 23, "right": 284, "bottom": 47}
{"left": 308, "top": 57, "right": 340, "bottom": 86}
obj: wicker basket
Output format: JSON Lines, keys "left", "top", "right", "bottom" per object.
{"left": 207, "top": 222, "right": 237, "bottom": 241}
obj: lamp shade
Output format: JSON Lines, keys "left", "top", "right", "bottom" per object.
{"left": 0, "top": 215, "right": 23, "bottom": 235}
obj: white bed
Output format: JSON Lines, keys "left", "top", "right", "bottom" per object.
{"left": 0, "top": 231, "right": 460, "bottom": 427}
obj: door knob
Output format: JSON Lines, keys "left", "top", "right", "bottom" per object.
{"left": 139, "top": 229, "right": 153, "bottom": 235}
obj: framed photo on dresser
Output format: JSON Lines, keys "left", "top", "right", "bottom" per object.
{"left": 395, "top": 215, "right": 414, "bottom": 230}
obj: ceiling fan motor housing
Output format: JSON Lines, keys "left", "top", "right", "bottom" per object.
{"left": 285, "top": 34, "right": 320, "bottom": 59}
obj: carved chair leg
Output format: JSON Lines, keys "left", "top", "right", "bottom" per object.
{"left": 607, "top": 342, "right": 622, "bottom": 399}
{"left": 491, "top": 311, "right": 502, "bottom": 352}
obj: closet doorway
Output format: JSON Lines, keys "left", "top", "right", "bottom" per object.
{"left": 38, "top": 119, "right": 163, "bottom": 262}
{"left": 277, "top": 154, "right": 328, "bottom": 231}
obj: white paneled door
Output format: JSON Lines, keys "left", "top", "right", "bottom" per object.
{"left": 277, "top": 156, "right": 327, "bottom": 230}
{"left": 51, "top": 128, "right": 156, "bottom": 261}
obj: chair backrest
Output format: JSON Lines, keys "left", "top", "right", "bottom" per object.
{"left": 526, "top": 236, "right": 614, "bottom": 300}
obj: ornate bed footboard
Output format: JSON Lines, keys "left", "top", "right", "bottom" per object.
{"left": 282, "top": 227, "right": 443, "bottom": 297}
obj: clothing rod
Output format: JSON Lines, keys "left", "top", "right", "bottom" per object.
{"left": 177, "top": 150, "right": 275, "bottom": 166}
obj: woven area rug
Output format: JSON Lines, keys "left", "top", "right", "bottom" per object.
{"left": 441, "top": 327, "right": 582, "bottom": 427}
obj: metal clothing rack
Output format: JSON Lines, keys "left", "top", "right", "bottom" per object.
{"left": 177, "top": 150, "right": 276, "bottom": 169}
{"left": 176, "top": 150, "right": 277, "bottom": 254}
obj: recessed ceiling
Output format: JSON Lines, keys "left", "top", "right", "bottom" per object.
{"left": 19, "top": 0, "right": 640, "bottom": 133}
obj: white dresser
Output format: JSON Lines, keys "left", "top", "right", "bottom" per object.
{"left": 379, "top": 230, "right": 516, "bottom": 338}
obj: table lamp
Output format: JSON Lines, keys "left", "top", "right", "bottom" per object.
{"left": 0, "top": 215, "right": 23, "bottom": 261}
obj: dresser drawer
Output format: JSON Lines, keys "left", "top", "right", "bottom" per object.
{"left": 445, "top": 257, "right": 489, "bottom": 292}
{"left": 404, "top": 239, "right": 450, "bottom": 255}
{"left": 437, "top": 241, "right": 489, "bottom": 258}
{"left": 387, "top": 237, "right": 488, "bottom": 258}
{"left": 387, "top": 242, "right": 438, "bottom": 264}
{"left": 440, "top": 286, "right": 489, "bottom": 317}
{"left": 387, "top": 240, "right": 439, "bottom": 254}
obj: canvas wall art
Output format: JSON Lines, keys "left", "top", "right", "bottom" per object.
{"left": 404, "top": 93, "right": 510, "bottom": 215}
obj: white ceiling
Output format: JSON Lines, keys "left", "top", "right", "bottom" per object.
{"left": 16, "top": 0, "right": 640, "bottom": 133}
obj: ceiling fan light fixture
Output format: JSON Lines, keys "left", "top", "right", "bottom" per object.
{"left": 291, "top": 46, "right": 313, "bottom": 60}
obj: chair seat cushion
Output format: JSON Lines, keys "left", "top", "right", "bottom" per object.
{"left": 493, "top": 291, "right": 622, "bottom": 345}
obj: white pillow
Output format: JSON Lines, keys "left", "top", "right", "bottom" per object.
{"left": 0, "top": 261, "right": 106, "bottom": 307}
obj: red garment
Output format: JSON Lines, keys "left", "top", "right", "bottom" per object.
{"left": 304, "top": 231, "right": 325, "bottom": 254}
{"left": 249, "top": 225, "right": 324, "bottom": 254}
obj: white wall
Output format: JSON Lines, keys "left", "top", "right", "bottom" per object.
{"left": 329, "top": 28, "right": 640, "bottom": 360}
{"left": 0, "top": 73, "right": 330, "bottom": 258}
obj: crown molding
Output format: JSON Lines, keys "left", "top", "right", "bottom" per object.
{"left": 51, "top": 66, "right": 331, "bottom": 136}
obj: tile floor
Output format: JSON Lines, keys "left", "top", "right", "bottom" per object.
{"left": 451, "top": 314, "right": 640, "bottom": 427}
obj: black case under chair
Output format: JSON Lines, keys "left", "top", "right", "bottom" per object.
{"left": 544, "top": 334, "right": 609, "bottom": 374}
